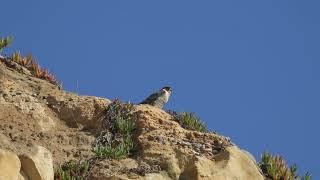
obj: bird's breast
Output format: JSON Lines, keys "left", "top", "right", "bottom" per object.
{"left": 163, "top": 91, "right": 170, "bottom": 103}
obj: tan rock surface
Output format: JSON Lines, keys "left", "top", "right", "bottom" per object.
{"left": 0, "top": 133, "right": 17, "bottom": 152}
{"left": 0, "top": 63, "right": 109, "bottom": 166}
{"left": 0, "top": 149, "right": 21, "bottom": 180}
{"left": 19, "top": 145, "right": 54, "bottom": 180}
{"left": 133, "top": 105, "right": 264, "bottom": 180}
{"left": 194, "top": 146, "right": 264, "bottom": 180}
{"left": 18, "top": 171, "right": 29, "bottom": 180}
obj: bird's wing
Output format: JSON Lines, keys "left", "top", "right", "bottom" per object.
{"left": 139, "top": 91, "right": 161, "bottom": 104}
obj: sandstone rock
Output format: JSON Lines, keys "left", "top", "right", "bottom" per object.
{"left": 241, "top": 149, "right": 264, "bottom": 176}
{"left": 0, "top": 149, "right": 21, "bottom": 180}
{"left": 4, "top": 61, "right": 32, "bottom": 76}
{"left": 89, "top": 158, "right": 139, "bottom": 179}
{"left": 19, "top": 145, "right": 54, "bottom": 180}
{"left": 0, "top": 133, "right": 17, "bottom": 152}
{"left": 18, "top": 171, "right": 29, "bottom": 180}
{"left": 46, "top": 94, "right": 111, "bottom": 129}
{"left": 144, "top": 173, "right": 171, "bottom": 180}
{"left": 193, "top": 146, "right": 264, "bottom": 180}
{"left": 134, "top": 105, "right": 264, "bottom": 180}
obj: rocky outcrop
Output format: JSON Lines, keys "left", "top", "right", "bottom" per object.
{"left": 0, "top": 62, "right": 108, "bottom": 165}
{"left": 0, "top": 149, "right": 21, "bottom": 180}
{"left": 0, "top": 62, "right": 265, "bottom": 179}
{"left": 131, "top": 105, "right": 264, "bottom": 180}
{"left": 195, "top": 146, "right": 263, "bottom": 179}
{"left": 0, "top": 146, "right": 54, "bottom": 180}
{"left": 19, "top": 145, "right": 54, "bottom": 180}
{"left": 0, "top": 62, "right": 111, "bottom": 131}
{"left": 46, "top": 93, "right": 111, "bottom": 129}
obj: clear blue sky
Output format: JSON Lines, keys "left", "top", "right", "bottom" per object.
{"left": 2, "top": 0, "right": 319, "bottom": 178}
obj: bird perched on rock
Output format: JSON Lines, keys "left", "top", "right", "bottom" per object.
{"left": 139, "top": 86, "right": 173, "bottom": 109}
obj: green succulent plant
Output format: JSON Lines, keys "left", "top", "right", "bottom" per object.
{"left": 0, "top": 36, "right": 13, "bottom": 52}
{"left": 93, "top": 99, "right": 136, "bottom": 159}
{"left": 259, "top": 152, "right": 311, "bottom": 180}
{"left": 168, "top": 110, "right": 208, "bottom": 132}
{"left": 0, "top": 37, "right": 60, "bottom": 86}
{"left": 54, "top": 160, "right": 89, "bottom": 180}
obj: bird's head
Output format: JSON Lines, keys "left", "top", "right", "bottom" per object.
{"left": 161, "top": 86, "right": 173, "bottom": 94}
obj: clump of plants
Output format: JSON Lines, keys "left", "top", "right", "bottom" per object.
{"left": 54, "top": 160, "right": 90, "bottom": 180}
{"left": 259, "top": 152, "right": 311, "bottom": 180}
{"left": 11, "top": 51, "right": 59, "bottom": 85}
{"left": 93, "top": 99, "right": 136, "bottom": 159}
{"left": 167, "top": 110, "right": 208, "bottom": 132}
{"left": 0, "top": 36, "right": 59, "bottom": 86}
{"left": 0, "top": 36, "right": 13, "bottom": 52}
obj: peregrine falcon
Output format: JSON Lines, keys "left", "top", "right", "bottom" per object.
{"left": 139, "top": 86, "right": 173, "bottom": 109}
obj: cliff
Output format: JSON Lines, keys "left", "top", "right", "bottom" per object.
{"left": 0, "top": 61, "right": 264, "bottom": 180}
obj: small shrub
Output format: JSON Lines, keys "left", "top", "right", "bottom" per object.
{"left": 93, "top": 99, "right": 136, "bottom": 159}
{"left": 116, "top": 116, "right": 136, "bottom": 137}
{"left": 259, "top": 152, "right": 311, "bottom": 180}
{"left": 0, "top": 36, "right": 13, "bottom": 52}
{"left": 93, "top": 137, "right": 134, "bottom": 159}
{"left": 54, "top": 160, "right": 90, "bottom": 180}
{"left": 168, "top": 110, "right": 208, "bottom": 132}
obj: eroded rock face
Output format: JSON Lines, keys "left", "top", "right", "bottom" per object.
{"left": 0, "top": 63, "right": 111, "bottom": 132}
{"left": 133, "top": 105, "right": 264, "bottom": 180}
{"left": 18, "top": 171, "right": 29, "bottom": 180}
{"left": 19, "top": 145, "right": 54, "bottom": 180}
{"left": 0, "top": 133, "right": 17, "bottom": 153}
{"left": 0, "top": 63, "right": 109, "bottom": 166}
{"left": 0, "top": 63, "right": 264, "bottom": 180}
{"left": 46, "top": 94, "right": 111, "bottom": 129}
{"left": 195, "top": 146, "right": 264, "bottom": 180}
{"left": 0, "top": 149, "right": 21, "bottom": 180}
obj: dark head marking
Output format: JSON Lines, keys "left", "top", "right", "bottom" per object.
{"left": 162, "top": 86, "right": 172, "bottom": 92}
